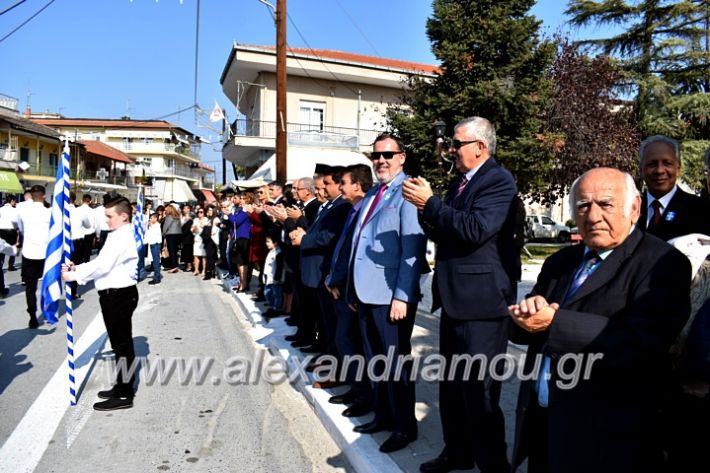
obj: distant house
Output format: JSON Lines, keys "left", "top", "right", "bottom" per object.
{"left": 32, "top": 117, "right": 216, "bottom": 204}
{"left": 219, "top": 44, "right": 437, "bottom": 183}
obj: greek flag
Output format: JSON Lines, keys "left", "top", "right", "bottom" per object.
{"left": 41, "top": 144, "right": 72, "bottom": 324}
{"left": 133, "top": 186, "right": 144, "bottom": 250}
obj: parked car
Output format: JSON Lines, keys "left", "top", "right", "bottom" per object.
{"left": 525, "top": 215, "right": 572, "bottom": 243}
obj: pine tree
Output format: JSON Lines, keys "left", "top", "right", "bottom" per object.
{"left": 388, "top": 0, "right": 556, "bottom": 195}
{"left": 567, "top": 0, "right": 710, "bottom": 190}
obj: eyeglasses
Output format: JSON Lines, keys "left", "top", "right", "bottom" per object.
{"left": 370, "top": 151, "right": 403, "bottom": 160}
{"left": 197, "top": 210, "right": 204, "bottom": 214}
{"left": 257, "top": 191, "right": 264, "bottom": 194}
{"left": 449, "top": 139, "right": 482, "bottom": 150}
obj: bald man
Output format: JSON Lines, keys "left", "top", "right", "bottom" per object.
{"left": 510, "top": 168, "right": 691, "bottom": 473}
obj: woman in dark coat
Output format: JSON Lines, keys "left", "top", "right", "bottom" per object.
{"left": 180, "top": 204, "right": 194, "bottom": 272}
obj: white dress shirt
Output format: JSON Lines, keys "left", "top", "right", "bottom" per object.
{"left": 144, "top": 221, "right": 162, "bottom": 246}
{"left": 17, "top": 201, "right": 51, "bottom": 260}
{"left": 94, "top": 205, "right": 109, "bottom": 235}
{"left": 64, "top": 223, "right": 138, "bottom": 290}
{"left": 78, "top": 203, "right": 96, "bottom": 237}
{"left": 645, "top": 186, "right": 678, "bottom": 227}
{"left": 68, "top": 204, "right": 91, "bottom": 240}
{"left": 0, "top": 204, "right": 18, "bottom": 230}
{"left": 0, "top": 237, "right": 17, "bottom": 256}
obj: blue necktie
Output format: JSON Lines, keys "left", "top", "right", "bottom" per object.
{"left": 537, "top": 251, "right": 601, "bottom": 407}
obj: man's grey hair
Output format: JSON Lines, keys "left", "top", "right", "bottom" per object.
{"left": 455, "top": 117, "right": 497, "bottom": 157}
{"left": 569, "top": 169, "right": 640, "bottom": 217}
{"left": 640, "top": 135, "right": 681, "bottom": 165}
{"left": 300, "top": 176, "right": 315, "bottom": 195}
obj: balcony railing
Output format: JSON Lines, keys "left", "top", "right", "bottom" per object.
{"left": 83, "top": 170, "right": 128, "bottom": 186}
{"left": 230, "top": 119, "right": 382, "bottom": 148}
{"left": 116, "top": 141, "right": 201, "bottom": 159}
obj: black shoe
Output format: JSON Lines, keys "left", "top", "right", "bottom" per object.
{"left": 379, "top": 431, "right": 417, "bottom": 453}
{"left": 291, "top": 339, "right": 313, "bottom": 348}
{"left": 97, "top": 387, "right": 118, "bottom": 399}
{"left": 300, "top": 345, "right": 323, "bottom": 354}
{"left": 93, "top": 396, "right": 133, "bottom": 411}
{"left": 252, "top": 295, "right": 266, "bottom": 302}
{"left": 148, "top": 279, "right": 161, "bottom": 285}
{"left": 28, "top": 317, "right": 39, "bottom": 329}
{"left": 284, "top": 334, "right": 301, "bottom": 342}
{"left": 353, "top": 420, "right": 393, "bottom": 434}
{"left": 329, "top": 392, "right": 356, "bottom": 405}
{"left": 285, "top": 318, "right": 298, "bottom": 327}
{"left": 263, "top": 309, "right": 285, "bottom": 317}
{"left": 0, "top": 287, "right": 8, "bottom": 298}
{"left": 342, "top": 401, "right": 372, "bottom": 417}
{"left": 419, "top": 454, "right": 475, "bottom": 473}
{"left": 7, "top": 266, "right": 17, "bottom": 271}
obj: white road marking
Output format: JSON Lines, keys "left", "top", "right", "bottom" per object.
{"left": 0, "top": 312, "right": 107, "bottom": 473}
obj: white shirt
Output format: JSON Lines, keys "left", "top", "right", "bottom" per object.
{"left": 264, "top": 247, "right": 282, "bottom": 284}
{"left": 144, "top": 221, "right": 162, "bottom": 246}
{"left": 17, "top": 201, "right": 51, "bottom": 260}
{"left": 78, "top": 203, "right": 96, "bottom": 237}
{"left": 0, "top": 237, "right": 17, "bottom": 256}
{"left": 65, "top": 223, "right": 138, "bottom": 290}
{"left": 645, "top": 186, "right": 678, "bottom": 227}
{"left": 94, "top": 205, "right": 109, "bottom": 235}
{"left": 68, "top": 204, "right": 91, "bottom": 240}
{"left": 0, "top": 204, "right": 18, "bottom": 230}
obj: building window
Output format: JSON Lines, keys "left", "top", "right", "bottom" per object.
{"left": 20, "top": 148, "right": 29, "bottom": 162}
{"left": 49, "top": 153, "right": 58, "bottom": 167}
{"left": 122, "top": 137, "right": 133, "bottom": 150}
{"left": 299, "top": 100, "right": 325, "bottom": 131}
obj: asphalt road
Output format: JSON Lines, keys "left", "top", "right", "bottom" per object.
{"left": 0, "top": 263, "right": 350, "bottom": 473}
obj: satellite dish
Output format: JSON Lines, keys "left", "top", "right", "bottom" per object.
{"left": 17, "top": 161, "right": 30, "bottom": 171}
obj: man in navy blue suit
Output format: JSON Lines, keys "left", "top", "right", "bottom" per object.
{"left": 404, "top": 117, "right": 519, "bottom": 473}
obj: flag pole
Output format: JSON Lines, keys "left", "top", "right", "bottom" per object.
{"left": 62, "top": 136, "right": 77, "bottom": 406}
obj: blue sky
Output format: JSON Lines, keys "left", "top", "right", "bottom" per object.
{"left": 0, "top": 0, "right": 610, "bottom": 182}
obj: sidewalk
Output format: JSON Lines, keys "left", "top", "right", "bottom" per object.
{"left": 219, "top": 264, "right": 542, "bottom": 473}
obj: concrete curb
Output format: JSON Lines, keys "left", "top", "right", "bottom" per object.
{"left": 217, "top": 274, "right": 403, "bottom": 473}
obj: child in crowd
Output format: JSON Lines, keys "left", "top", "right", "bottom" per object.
{"left": 262, "top": 234, "right": 283, "bottom": 317}
{"left": 145, "top": 212, "right": 163, "bottom": 285}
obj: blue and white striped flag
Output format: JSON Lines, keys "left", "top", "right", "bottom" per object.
{"left": 41, "top": 143, "right": 72, "bottom": 325}
{"left": 133, "top": 186, "right": 144, "bottom": 250}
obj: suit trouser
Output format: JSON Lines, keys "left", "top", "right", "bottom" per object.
{"left": 358, "top": 301, "right": 417, "bottom": 436}
{"left": 21, "top": 257, "right": 44, "bottom": 318}
{"left": 439, "top": 313, "right": 510, "bottom": 473}
{"left": 334, "top": 295, "right": 371, "bottom": 404}
{"left": 296, "top": 279, "right": 319, "bottom": 344}
{"left": 316, "top": 285, "right": 338, "bottom": 356}
{"left": 79, "top": 234, "right": 94, "bottom": 263}
{"left": 69, "top": 238, "right": 84, "bottom": 297}
{"left": 0, "top": 228, "right": 17, "bottom": 269}
{"left": 99, "top": 285, "right": 139, "bottom": 397}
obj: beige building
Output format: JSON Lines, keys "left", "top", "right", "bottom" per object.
{"left": 220, "top": 44, "right": 437, "bottom": 181}
{"left": 32, "top": 117, "right": 216, "bottom": 204}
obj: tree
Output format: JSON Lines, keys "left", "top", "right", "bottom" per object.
{"left": 388, "top": 0, "right": 556, "bottom": 195}
{"left": 567, "top": 0, "right": 710, "bottom": 190}
{"left": 537, "top": 41, "right": 640, "bottom": 204}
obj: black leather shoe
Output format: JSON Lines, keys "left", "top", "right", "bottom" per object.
{"left": 93, "top": 396, "right": 133, "bottom": 411}
{"left": 329, "top": 392, "right": 356, "bottom": 405}
{"left": 291, "top": 339, "right": 313, "bottom": 348}
{"left": 285, "top": 318, "right": 298, "bottom": 326}
{"left": 353, "top": 420, "right": 392, "bottom": 434}
{"left": 379, "top": 431, "right": 417, "bottom": 453}
{"left": 284, "top": 334, "right": 301, "bottom": 342}
{"left": 419, "top": 454, "right": 475, "bottom": 473}
{"left": 28, "top": 317, "right": 39, "bottom": 329}
{"left": 97, "top": 387, "right": 117, "bottom": 399}
{"left": 342, "top": 401, "right": 372, "bottom": 417}
{"left": 300, "top": 345, "right": 323, "bottom": 354}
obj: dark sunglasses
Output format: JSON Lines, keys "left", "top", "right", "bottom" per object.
{"left": 370, "top": 151, "right": 403, "bottom": 160}
{"left": 449, "top": 139, "right": 482, "bottom": 150}
{"left": 197, "top": 210, "right": 205, "bottom": 213}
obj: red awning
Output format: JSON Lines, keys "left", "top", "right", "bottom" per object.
{"left": 79, "top": 140, "right": 133, "bottom": 163}
{"left": 201, "top": 189, "right": 217, "bottom": 202}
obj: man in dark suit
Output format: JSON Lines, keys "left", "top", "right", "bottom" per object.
{"left": 637, "top": 134, "right": 710, "bottom": 240}
{"left": 404, "top": 117, "right": 518, "bottom": 473}
{"left": 290, "top": 167, "right": 351, "bottom": 365}
{"left": 509, "top": 168, "right": 691, "bottom": 473}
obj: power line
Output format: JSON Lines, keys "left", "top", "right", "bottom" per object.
{"left": 192, "top": 0, "right": 201, "bottom": 125}
{"left": 332, "top": 0, "right": 382, "bottom": 57}
{"left": 0, "top": 0, "right": 29, "bottom": 17}
{"left": 0, "top": 0, "right": 56, "bottom": 44}
{"left": 286, "top": 12, "right": 359, "bottom": 95}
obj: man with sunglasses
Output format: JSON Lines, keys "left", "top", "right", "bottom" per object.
{"left": 349, "top": 133, "right": 427, "bottom": 453}
{"left": 403, "top": 117, "right": 518, "bottom": 473}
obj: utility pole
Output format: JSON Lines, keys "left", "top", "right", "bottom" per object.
{"left": 275, "top": 0, "right": 287, "bottom": 182}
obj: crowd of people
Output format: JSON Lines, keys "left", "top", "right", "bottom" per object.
{"left": 1, "top": 117, "right": 710, "bottom": 472}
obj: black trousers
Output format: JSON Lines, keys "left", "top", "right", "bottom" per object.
{"left": 69, "top": 238, "right": 84, "bottom": 297}
{"left": 439, "top": 313, "right": 510, "bottom": 473}
{"left": 21, "top": 257, "right": 44, "bottom": 318}
{"left": 99, "top": 285, "right": 139, "bottom": 397}
{"left": 165, "top": 234, "right": 181, "bottom": 269}
{"left": 78, "top": 234, "right": 94, "bottom": 263}
{"left": 358, "top": 301, "right": 417, "bottom": 436}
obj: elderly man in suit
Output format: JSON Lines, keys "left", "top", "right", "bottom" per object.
{"left": 404, "top": 117, "right": 518, "bottom": 473}
{"left": 349, "top": 133, "right": 427, "bottom": 453}
{"left": 638, "top": 134, "right": 710, "bottom": 240}
{"left": 509, "top": 167, "right": 691, "bottom": 473}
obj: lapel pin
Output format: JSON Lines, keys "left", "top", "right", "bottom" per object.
{"left": 665, "top": 211, "right": 676, "bottom": 222}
